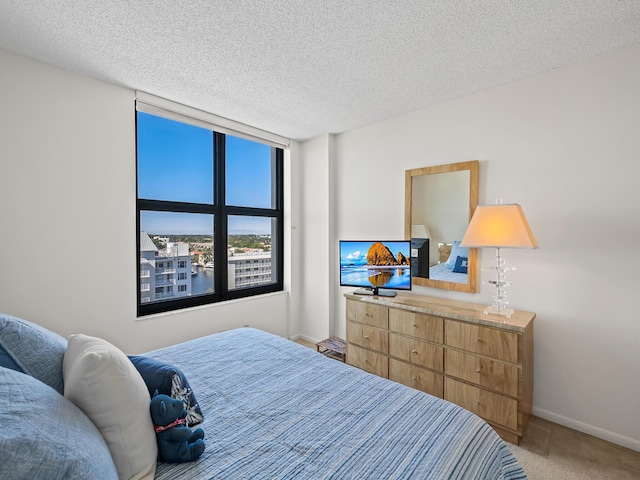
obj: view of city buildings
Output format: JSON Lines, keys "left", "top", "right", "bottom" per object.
{"left": 228, "top": 253, "right": 273, "bottom": 289}
{"left": 139, "top": 232, "right": 272, "bottom": 304}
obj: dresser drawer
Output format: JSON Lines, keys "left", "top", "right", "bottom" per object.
{"left": 346, "top": 320, "right": 388, "bottom": 354}
{"left": 389, "top": 358, "right": 443, "bottom": 397}
{"left": 445, "top": 349, "right": 519, "bottom": 397}
{"left": 445, "top": 320, "right": 519, "bottom": 363}
{"left": 347, "top": 343, "right": 388, "bottom": 377}
{"left": 346, "top": 300, "right": 389, "bottom": 329}
{"left": 389, "top": 308, "right": 443, "bottom": 343}
{"left": 444, "top": 378, "right": 518, "bottom": 430}
{"left": 389, "top": 333, "right": 444, "bottom": 372}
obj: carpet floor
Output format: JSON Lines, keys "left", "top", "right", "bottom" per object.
{"left": 509, "top": 416, "right": 640, "bottom": 479}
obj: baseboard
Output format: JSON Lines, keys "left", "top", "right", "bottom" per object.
{"left": 532, "top": 407, "right": 640, "bottom": 452}
{"left": 289, "top": 333, "right": 321, "bottom": 345}
{"left": 299, "top": 334, "right": 321, "bottom": 344}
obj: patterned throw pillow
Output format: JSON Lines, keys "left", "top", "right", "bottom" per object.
{"left": 452, "top": 256, "right": 468, "bottom": 274}
{"left": 129, "top": 355, "right": 204, "bottom": 427}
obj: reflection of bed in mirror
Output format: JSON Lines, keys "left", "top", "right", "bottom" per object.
{"left": 428, "top": 241, "right": 469, "bottom": 282}
{"left": 438, "top": 242, "right": 452, "bottom": 263}
{"left": 429, "top": 262, "right": 467, "bottom": 282}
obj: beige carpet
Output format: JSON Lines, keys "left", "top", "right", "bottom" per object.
{"left": 509, "top": 416, "right": 640, "bottom": 479}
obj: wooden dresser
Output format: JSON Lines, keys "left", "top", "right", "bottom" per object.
{"left": 345, "top": 292, "right": 534, "bottom": 445}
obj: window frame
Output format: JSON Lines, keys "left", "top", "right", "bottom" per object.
{"left": 135, "top": 102, "right": 284, "bottom": 317}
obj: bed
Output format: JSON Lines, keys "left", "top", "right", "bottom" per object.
{"left": 429, "top": 240, "right": 469, "bottom": 283}
{"left": 428, "top": 261, "right": 468, "bottom": 283}
{"left": 0, "top": 314, "right": 526, "bottom": 480}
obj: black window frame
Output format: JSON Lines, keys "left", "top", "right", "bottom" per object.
{"left": 136, "top": 109, "right": 284, "bottom": 317}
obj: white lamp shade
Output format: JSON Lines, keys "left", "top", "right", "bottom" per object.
{"left": 411, "top": 224, "right": 432, "bottom": 238}
{"left": 460, "top": 204, "right": 538, "bottom": 248}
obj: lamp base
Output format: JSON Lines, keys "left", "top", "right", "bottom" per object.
{"left": 483, "top": 305, "right": 514, "bottom": 319}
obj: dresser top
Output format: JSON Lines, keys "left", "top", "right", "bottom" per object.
{"left": 345, "top": 292, "right": 535, "bottom": 332}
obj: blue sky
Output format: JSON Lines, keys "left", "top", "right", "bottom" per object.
{"left": 340, "top": 241, "right": 410, "bottom": 264}
{"left": 137, "top": 112, "right": 273, "bottom": 235}
{"left": 139, "top": 211, "right": 273, "bottom": 236}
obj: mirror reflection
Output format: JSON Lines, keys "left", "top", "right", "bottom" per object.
{"left": 404, "top": 161, "right": 478, "bottom": 293}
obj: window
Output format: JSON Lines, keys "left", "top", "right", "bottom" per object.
{"left": 136, "top": 96, "right": 285, "bottom": 316}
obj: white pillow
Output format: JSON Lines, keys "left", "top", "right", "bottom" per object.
{"left": 63, "top": 334, "right": 157, "bottom": 480}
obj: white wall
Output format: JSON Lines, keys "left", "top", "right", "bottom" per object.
{"left": 325, "top": 45, "right": 640, "bottom": 450}
{"left": 284, "top": 141, "right": 302, "bottom": 339}
{"left": 0, "top": 48, "right": 296, "bottom": 353}
{"left": 298, "top": 134, "right": 336, "bottom": 343}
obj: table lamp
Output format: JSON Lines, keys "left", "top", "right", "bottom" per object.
{"left": 460, "top": 203, "right": 537, "bottom": 318}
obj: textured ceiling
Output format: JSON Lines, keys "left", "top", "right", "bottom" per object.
{"left": 1, "top": 1, "right": 640, "bottom": 141}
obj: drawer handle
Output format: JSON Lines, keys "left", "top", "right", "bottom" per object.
{"left": 476, "top": 369, "right": 482, "bottom": 373}
{"left": 411, "top": 349, "right": 418, "bottom": 354}
{"left": 363, "top": 335, "right": 369, "bottom": 339}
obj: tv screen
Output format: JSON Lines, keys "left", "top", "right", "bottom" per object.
{"left": 339, "top": 240, "right": 412, "bottom": 297}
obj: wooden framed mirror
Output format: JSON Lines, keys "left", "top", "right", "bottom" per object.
{"left": 404, "top": 160, "right": 479, "bottom": 293}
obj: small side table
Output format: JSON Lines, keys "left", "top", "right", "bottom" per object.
{"left": 316, "top": 337, "right": 346, "bottom": 362}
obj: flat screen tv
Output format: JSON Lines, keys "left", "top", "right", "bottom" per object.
{"left": 339, "top": 240, "right": 412, "bottom": 297}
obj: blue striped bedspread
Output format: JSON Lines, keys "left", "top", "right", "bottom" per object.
{"left": 429, "top": 262, "right": 468, "bottom": 283}
{"left": 145, "top": 327, "right": 526, "bottom": 479}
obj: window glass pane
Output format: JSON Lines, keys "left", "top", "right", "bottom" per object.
{"left": 137, "top": 112, "right": 214, "bottom": 204}
{"left": 139, "top": 211, "right": 214, "bottom": 305}
{"left": 228, "top": 216, "right": 276, "bottom": 290}
{"left": 136, "top": 102, "right": 283, "bottom": 316}
{"left": 226, "top": 135, "right": 274, "bottom": 208}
